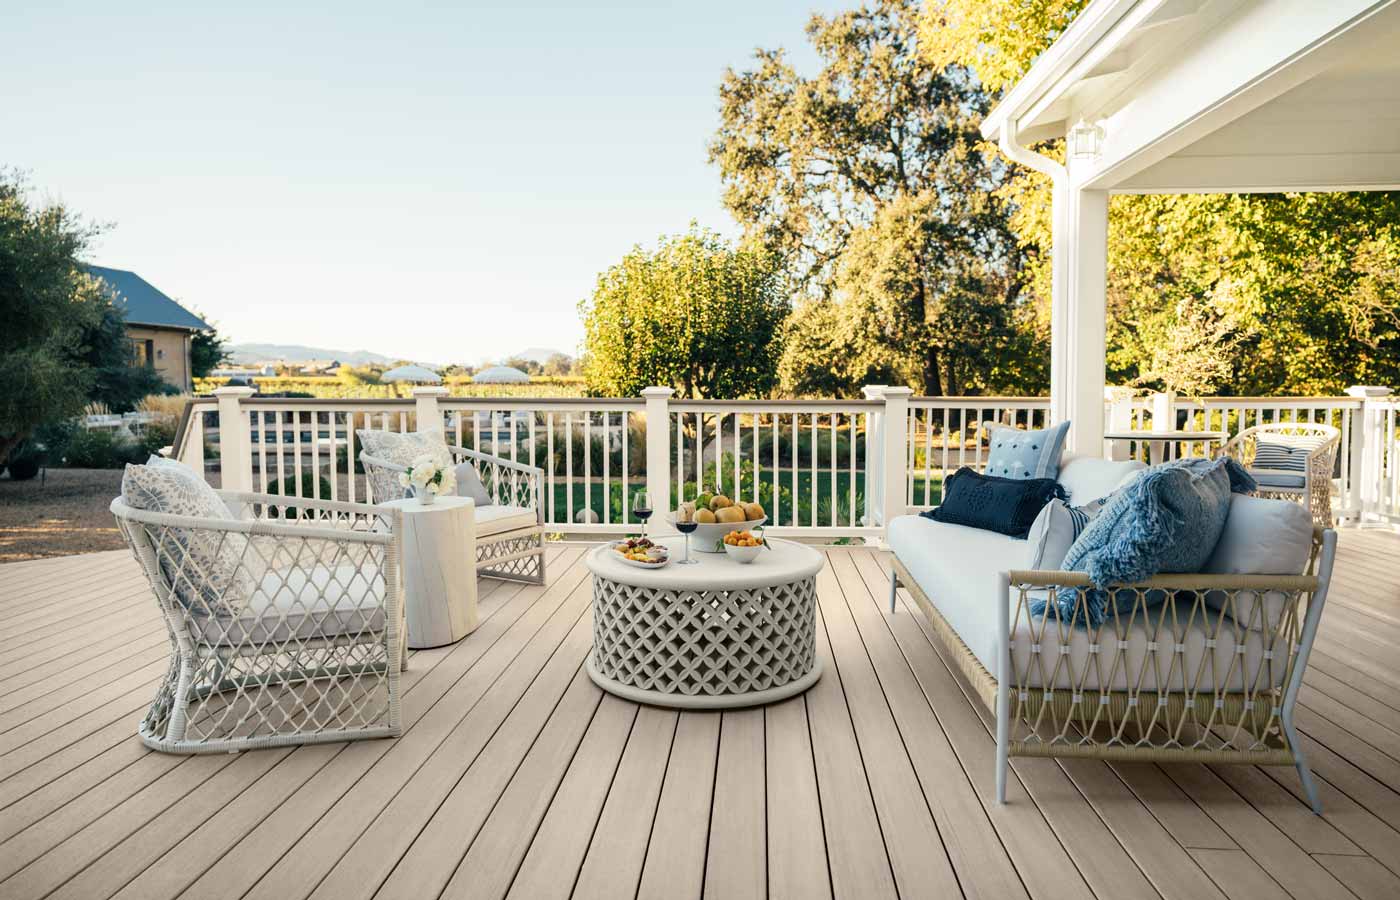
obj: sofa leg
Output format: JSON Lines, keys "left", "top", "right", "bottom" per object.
{"left": 995, "top": 680, "right": 1010, "bottom": 805}
{"left": 888, "top": 568, "right": 898, "bottom": 614}
{"left": 1283, "top": 711, "right": 1323, "bottom": 814}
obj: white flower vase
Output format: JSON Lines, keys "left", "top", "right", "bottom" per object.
{"left": 417, "top": 484, "right": 438, "bottom": 505}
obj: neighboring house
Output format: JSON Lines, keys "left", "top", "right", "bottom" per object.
{"left": 85, "top": 265, "right": 210, "bottom": 391}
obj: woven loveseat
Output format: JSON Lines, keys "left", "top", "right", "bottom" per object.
{"left": 887, "top": 454, "right": 1337, "bottom": 812}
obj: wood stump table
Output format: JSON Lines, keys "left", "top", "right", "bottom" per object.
{"left": 585, "top": 536, "right": 824, "bottom": 709}
{"left": 382, "top": 496, "right": 479, "bottom": 648}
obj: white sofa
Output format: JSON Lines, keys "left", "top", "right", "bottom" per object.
{"left": 886, "top": 453, "right": 1337, "bottom": 813}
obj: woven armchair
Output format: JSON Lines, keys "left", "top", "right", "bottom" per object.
{"left": 360, "top": 443, "right": 546, "bottom": 584}
{"left": 113, "top": 492, "right": 405, "bottom": 754}
{"left": 1220, "top": 423, "right": 1340, "bottom": 526}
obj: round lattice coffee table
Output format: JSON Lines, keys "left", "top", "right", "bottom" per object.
{"left": 585, "top": 536, "right": 824, "bottom": 709}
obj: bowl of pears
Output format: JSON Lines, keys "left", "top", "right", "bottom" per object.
{"left": 678, "top": 493, "right": 767, "bottom": 552}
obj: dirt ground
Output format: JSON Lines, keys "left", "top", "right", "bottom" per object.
{"left": 0, "top": 467, "right": 218, "bottom": 563}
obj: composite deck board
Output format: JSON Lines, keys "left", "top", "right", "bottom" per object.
{"left": 0, "top": 532, "right": 1396, "bottom": 899}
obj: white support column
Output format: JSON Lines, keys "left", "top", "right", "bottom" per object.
{"left": 879, "top": 387, "right": 913, "bottom": 530}
{"left": 1051, "top": 185, "right": 1109, "bottom": 456}
{"left": 1346, "top": 385, "right": 1392, "bottom": 521}
{"left": 642, "top": 386, "right": 674, "bottom": 522}
{"left": 412, "top": 386, "right": 449, "bottom": 435}
{"left": 213, "top": 386, "right": 255, "bottom": 492}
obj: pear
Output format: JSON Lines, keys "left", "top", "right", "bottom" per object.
{"left": 742, "top": 502, "right": 765, "bottom": 521}
{"left": 695, "top": 508, "right": 718, "bottom": 524}
{"left": 709, "top": 494, "right": 733, "bottom": 510}
{"left": 716, "top": 506, "right": 746, "bottom": 524}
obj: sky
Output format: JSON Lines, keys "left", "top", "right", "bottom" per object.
{"left": 5, "top": 0, "right": 846, "bottom": 365}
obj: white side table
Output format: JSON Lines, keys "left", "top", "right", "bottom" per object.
{"left": 382, "top": 496, "right": 479, "bottom": 649}
{"left": 1102, "top": 430, "right": 1227, "bottom": 466}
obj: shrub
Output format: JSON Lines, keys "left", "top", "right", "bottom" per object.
{"left": 139, "top": 420, "right": 177, "bottom": 458}
{"left": 30, "top": 419, "right": 81, "bottom": 465}
{"left": 266, "top": 469, "right": 333, "bottom": 518}
{"left": 5, "top": 442, "right": 43, "bottom": 480}
{"left": 62, "top": 428, "right": 145, "bottom": 468}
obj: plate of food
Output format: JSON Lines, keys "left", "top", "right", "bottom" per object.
{"left": 610, "top": 536, "right": 670, "bottom": 568}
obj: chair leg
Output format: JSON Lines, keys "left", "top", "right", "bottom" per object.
{"left": 888, "top": 567, "right": 899, "bottom": 614}
{"left": 995, "top": 674, "right": 1010, "bottom": 805}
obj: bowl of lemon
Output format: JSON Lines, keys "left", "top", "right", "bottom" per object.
{"left": 679, "top": 493, "right": 767, "bottom": 552}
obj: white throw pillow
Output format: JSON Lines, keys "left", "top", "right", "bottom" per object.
{"left": 1026, "top": 495, "right": 1112, "bottom": 571}
{"left": 454, "top": 461, "right": 493, "bottom": 506}
{"left": 1203, "top": 494, "right": 1313, "bottom": 631}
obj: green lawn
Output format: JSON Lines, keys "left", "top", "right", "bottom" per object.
{"left": 546, "top": 470, "right": 945, "bottom": 527}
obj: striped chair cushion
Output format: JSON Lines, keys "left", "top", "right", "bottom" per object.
{"left": 1251, "top": 435, "right": 1328, "bottom": 493}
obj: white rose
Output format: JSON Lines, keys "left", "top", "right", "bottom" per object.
{"left": 398, "top": 472, "right": 411, "bottom": 488}
{"left": 439, "top": 468, "right": 457, "bottom": 493}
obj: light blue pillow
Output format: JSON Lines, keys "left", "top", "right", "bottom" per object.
{"left": 985, "top": 422, "right": 1070, "bottom": 480}
{"left": 1031, "top": 457, "right": 1257, "bottom": 626}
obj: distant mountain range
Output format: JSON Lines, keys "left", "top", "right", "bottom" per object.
{"left": 225, "top": 343, "right": 569, "bottom": 367}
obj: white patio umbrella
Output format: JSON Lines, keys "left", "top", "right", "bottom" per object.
{"left": 380, "top": 364, "right": 442, "bottom": 384}
{"left": 473, "top": 365, "right": 530, "bottom": 384}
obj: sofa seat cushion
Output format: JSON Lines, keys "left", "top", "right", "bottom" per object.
{"left": 476, "top": 504, "right": 537, "bottom": 537}
{"left": 189, "top": 566, "right": 386, "bottom": 646}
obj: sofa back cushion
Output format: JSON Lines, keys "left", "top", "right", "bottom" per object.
{"left": 1056, "top": 453, "right": 1146, "bottom": 505}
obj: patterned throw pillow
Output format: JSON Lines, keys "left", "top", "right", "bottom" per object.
{"left": 1026, "top": 493, "right": 1115, "bottom": 570}
{"left": 985, "top": 422, "right": 1071, "bottom": 480}
{"left": 1251, "top": 434, "right": 1327, "bottom": 489}
{"left": 355, "top": 430, "right": 454, "bottom": 502}
{"left": 121, "top": 462, "right": 254, "bottom": 615}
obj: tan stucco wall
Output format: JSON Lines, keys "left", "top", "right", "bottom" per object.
{"left": 126, "top": 326, "right": 193, "bottom": 391}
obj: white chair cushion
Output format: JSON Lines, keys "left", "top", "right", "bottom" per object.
{"left": 190, "top": 565, "right": 386, "bottom": 645}
{"left": 1251, "top": 471, "right": 1306, "bottom": 490}
{"left": 1056, "top": 454, "right": 1145, "bottom": 505}
{"left": 889, "top": 512, "right": 1285, "bottom": 692}
{"left": 475, "top": 504, "right": 537, "bottom": 537}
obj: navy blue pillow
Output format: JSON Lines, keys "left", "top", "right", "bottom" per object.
{"left": 922, "top": 467, "right": 1066, "bottom": 538}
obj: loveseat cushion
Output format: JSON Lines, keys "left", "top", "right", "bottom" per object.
{"left": 475, "top": 504, "right": 537, "bottom": 536}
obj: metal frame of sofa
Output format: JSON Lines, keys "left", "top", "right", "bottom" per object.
{"left": 889, "top": 525, "right": 1337, "bottom": 813}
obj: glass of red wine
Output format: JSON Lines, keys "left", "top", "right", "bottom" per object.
{"left": 674, "top": 500, "right": 700, "bottom": 565}
{"left": 632, "top": 489, "right": 653, "bottom": 537}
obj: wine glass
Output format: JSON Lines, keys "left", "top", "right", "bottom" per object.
{"left": 674, "top": 500, "right": 700, "bottom": 565}
{"left": 632, "top": 489, "right": 653, "bottom": 537}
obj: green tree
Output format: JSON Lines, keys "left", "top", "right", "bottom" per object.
{"left": 0, "top": 172, "right": 106, "bottom": 465}
{"left": 541, "top": 352, "right": 574, "bottom": 377}
{"left": 924, "top": 0, "right": 1400, "bottom": 397}
{"left": 190, "top": 314, "right": 230, "bottom": 379}
{"left": 579, "top": 226, "right": 789, "bottom": 399}
{"left": 79, "top": 299, "right": 172, "bottom": 411}
{"left": 710, "top": 0, "right": 1025, "bottom": 396}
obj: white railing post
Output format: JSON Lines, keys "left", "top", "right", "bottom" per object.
{"left": 1347, "top": 385, "right": 1392, "bottom": 521}
{"left": 412, "top": 386, "right": 449, "bottom": 434}
{"left": 861, "top": 385, "right": 888, "bottom": 527}
{"left": 642, "top": 386, "right": 674, "bottom": 523}
{"left": 1104, "top": 386, "right": 1134, "bottom": 461}
{"left": 213, "top": 386, "right": 255, "bottom": 492}
{"left": 878, "top": 387, "right": 913, "bottom": 531}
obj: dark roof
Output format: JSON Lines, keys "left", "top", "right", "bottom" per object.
{"left": 84, "top": 265, "right": 210, "bottom": 331}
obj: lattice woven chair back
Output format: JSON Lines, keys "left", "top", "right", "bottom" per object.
{"left": 1220, "top": 423, "right": 1339, "bottom": 526}
{"left": 113, "top": 493, "right": 405, "bottom": 753}
{"left": 358, "top": 429, "right": 547, "bottom": 585}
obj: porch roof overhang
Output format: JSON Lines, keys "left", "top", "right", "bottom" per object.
{"left": 981, "top": 0, "right": 1400, "bottom": 195}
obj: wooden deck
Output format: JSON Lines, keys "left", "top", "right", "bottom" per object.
{"left": 2, "top": 531, "right": 1400, "bottom": 900}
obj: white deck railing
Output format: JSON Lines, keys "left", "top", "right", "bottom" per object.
{"left": 169, "top": 384, "right": 1399, "bottom": 537}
